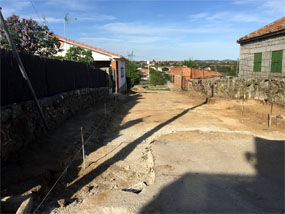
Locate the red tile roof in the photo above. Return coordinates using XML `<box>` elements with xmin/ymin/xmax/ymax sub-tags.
<box><xmin>237</xmin><ymin>17</ymin><xmax>285</xmax><ymax>43</ymax></box>
<box><xmin>54</xmin><ymin>34</ymin><xmax>123</xmax><ymax>58</ymax></box>
<box><xmin>138</xmin><ymin>68</ymin><xmax>148</xmax><ymax>73</ymax></box>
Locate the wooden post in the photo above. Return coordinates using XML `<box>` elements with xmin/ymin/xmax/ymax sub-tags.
<box><xmin>269</xmin><ymin>102</ymin><xmax>273</xmax><ymax>128</ymax></box>
<box><xmin>80</xmin><ymin>127</ymin><xmax>86</xmax><ymax>169</ymax></box>
<box><xmin>268</xmin><ymin>113</ymin><xmax>271</xmax><ymax>128</ymax></box>
<box><xmin>242</xmin><ymin>95</ymin><xmax>245</xmax><ymax>116</ymax></box>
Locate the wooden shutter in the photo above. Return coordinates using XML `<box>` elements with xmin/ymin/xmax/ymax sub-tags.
<box><xmin>253</xmin><ymin>53</ymin><xmax>262</xmax><ymax>72</ymax></box>
<box><xmin>271</xmin><ymin>50</ymin><xmax>283</xmax><ymax>73</ymax></box>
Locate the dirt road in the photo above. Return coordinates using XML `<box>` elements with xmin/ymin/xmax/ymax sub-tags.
<box><xmin>42</xmin><ymin>86</ymin><xmax>284</xmax><ymax>213</ymax></box>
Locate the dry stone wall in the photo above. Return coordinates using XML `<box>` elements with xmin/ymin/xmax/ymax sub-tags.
<box><xmin>1</xmin><ymin>87</ymin><xmax>109</xmax><ymax>163</ymax></box>
<box><xmin>188</xmin><ymin>77</ymin><xmax>285</xmax><ymax>105</ymax></box>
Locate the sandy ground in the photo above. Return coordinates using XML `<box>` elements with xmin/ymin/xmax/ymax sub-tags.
<box><xmin>3</xmin><ymin>85</ymin><xmax>284</xmax><ymax>213</ymax></box>
<box><xmin>37</xmin><ymin>85</ymin><xmax>285</xmax><ymax>214</ymax></box>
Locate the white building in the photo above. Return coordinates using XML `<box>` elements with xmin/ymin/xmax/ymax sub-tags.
<box><xmin>54</xmin><ymin>34</ymin><xmax>127</xmax><ymax>93</ymax></box>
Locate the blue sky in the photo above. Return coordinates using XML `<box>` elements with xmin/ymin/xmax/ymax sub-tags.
<box><xmin>1</xmin><ymin>0</ymin><xmax>284</xmax><ymax>61</ymax></box>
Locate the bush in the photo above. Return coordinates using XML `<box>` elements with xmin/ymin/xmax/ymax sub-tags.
<box><xmin>150</xmin><ymin>71</ymin><xmax>167</xmax><ymax>86</ymax></box>
<box><xmin>163</xmin><ymin>73</ymin><xmax>170</xmax><ymax>81</ymax></box>
<box><xmin>126</xmin><ymin>61</ymin><xmax>142</xmax><ymax>89</ymax></box>
<box><xmin>64</xmin><ymin>46</ymin><xmax>94</xmax><ymax>65</ymax></box>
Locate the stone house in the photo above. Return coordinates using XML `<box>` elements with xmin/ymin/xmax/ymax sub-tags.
<box><xmin>54</xmin><ymin>34</ymin><xmax>127</xmax><ymax>93</ymax></box>
<box><xmin>237</xmin><ymin>17</ymin><xmax>285</xmax><ymax>78</ymax></box>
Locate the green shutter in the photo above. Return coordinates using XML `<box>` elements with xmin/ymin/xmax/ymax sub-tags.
<box><xmin>253</xmin><ymin>53</ymin><xmax>262</xmax><ymax>72</ymax></box>
<box><xmin>271</xmin><ymin>50</ymin><xmax>283</xmax><ymax>73</ymax></box>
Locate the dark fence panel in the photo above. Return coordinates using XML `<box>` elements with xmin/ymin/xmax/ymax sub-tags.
<box><xmin>46</xmin><ymin>58</ymin><xmax>74</xmax><ymax>95</ymax></box>
<box><xmin>1</xmin><ymin>50</ymin><xmax>26</xmax><ymax>105</ymax></box>
<box><xmin>22</xmin><ymin>53</ymin><xmax>48</xmax><ymax>99</ymax></box>
<box><xmin>73</xmin><ymin>62</ymin><xmax>88</xmax><ymax>89</ymax></box>
<box><xmin>1</xmin><ymin>49</ymin><xmax>108</xmax><ymax>106</ymax></box>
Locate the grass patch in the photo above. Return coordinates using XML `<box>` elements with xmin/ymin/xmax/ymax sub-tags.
<box><xmin>147</xmin><ymin>87</ymin><xmax>170</xmax><ymax>91</ymax></box>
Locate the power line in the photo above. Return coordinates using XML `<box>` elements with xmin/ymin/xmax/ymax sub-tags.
<box><xmin>29</xmin><ymin>0</ymin><xmax>43</xmax><ymax>25</ymax></box>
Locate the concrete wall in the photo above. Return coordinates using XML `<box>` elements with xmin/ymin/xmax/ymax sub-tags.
<box><xmin>188</xmin><ymin>77</ymin><xmax>285</xmax><ymax>105</ymax></box>
<box><xmin>239</xmin><ymin>35</ymin><xmax>285</xmax><ymax>78</ymax></box>
<box><xmin>1</xmin><ymin>87</ymin><xmax>110</xmax><ymax>163</ymax></box>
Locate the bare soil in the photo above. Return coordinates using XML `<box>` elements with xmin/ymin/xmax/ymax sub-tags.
<box><xmin>2</xmin><ymin>85</ymin><xmax>284</xmax><ymax>213</ymax></box>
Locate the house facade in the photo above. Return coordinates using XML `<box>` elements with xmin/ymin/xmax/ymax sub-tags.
<box><xmin>237</xmin><ymin>17</ymin><xmax>285</xmax><ymax>78</ymax></box>
<box><xmin>169</xmin><ymin>67</ymin><xmax>220</xmax><ymax>90</ymax></box>
<box><xmin>137</xmin><ymin>68</ymin><xmax>149</xmax><ymax>80</ymax></box>
<box><xmin>54</xmin><ymin>35</ymin><xmax>127</xmax><ymax>93</ymax></box>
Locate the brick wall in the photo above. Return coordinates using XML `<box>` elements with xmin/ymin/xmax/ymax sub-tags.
<box><xmin>170</xmin><ymin>67</ymin><xmax>220</xmax><ymax>90</ymax></box>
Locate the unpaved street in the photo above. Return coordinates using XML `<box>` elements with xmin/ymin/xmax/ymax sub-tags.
<box><xmin>45</xmin><ymin>86</ymin><xmax>284</xmax><ymax>213</ymax></box>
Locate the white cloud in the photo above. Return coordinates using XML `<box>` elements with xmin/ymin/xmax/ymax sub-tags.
<box><xmin>44</xmin><ymin>17</ymin><xmax>63</xmax><ymax>23</ymax></box>
<box><xmin>189</xmin><ymin>12</ymin><xmax>209</xmax><ymax>20</ymax></box>
<box><xmin>77</xmin><ymin>15</ymin><xmax>116</xmax><ymax>22</ymax></box>
<box><xmin>97</xmin><ymin>22</ymin><xmax>234</xmax><ymax>36</ymax></box>
<box><xmin>44</xmin><ymin>0</ymin><xmax>91</xmax><ymax>11</ymax></box>
<box><xmin>80</xmin><ymin>37</ymin><xmax>122</xmax><ymax>43</ymax></box>
<box><xmin>232</xmin><ymin>0</ymin><xmax>259</xmax><ymax>5</ymax></box>
<box><xmin>1</xmin><ymin>0</ymin><xmax>30</xmax><ymax>17</ymax></box>
<box><xmin>233</xmin><ymin>0</ymin><xmax>285</xmax><ymax>17</ymax></box>
<box><xmin>262</xmin><ymin>0</ymin><xmax>285</xmax><ymax>15</ymax></box>
<box><xmin>80</xmin><ymin>35</ymin><xmax>168</xmax><ymax>45</ymax></box>
<box><xmin>189</xmin><ymin>11</ymin><xmax>271</xmax><ymax>23</ymax></box>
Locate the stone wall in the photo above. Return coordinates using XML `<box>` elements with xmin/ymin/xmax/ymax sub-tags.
<box><xmin>188</xmin><ymin>77</ymin><xmax>285</xmax><ymax>105</ymax></box>
<box><xmin>1</xmin><ymin>87</ymin><xmax>110</xmax><ymax>163</ymax></box>
<box><xmin>239</xmin><ymin>35</ymin><xmax>285</xmax><ymax>78</ymax></box>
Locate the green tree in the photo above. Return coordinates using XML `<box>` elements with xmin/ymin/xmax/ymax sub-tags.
<box><xmin>163</xmin><ymin>73</ymin><xmax>170</xmax><ymax>81</ymax></box>
<box><xmin>149</xmin><ymin>68</ymin><xmax>156</xmax><ymax>74</ymax></box>
<box><xmin>125</xmin><ymin>61</ymin><xmax>142</xmax><ymax>89</ymax></box>
<box><xmin>64</xmin><ymin>46</ymin><xmax>94</xmax><ymax>64</ymax></box>
<box><xmin>150</xmin><ymin>70</ymin><xmax>167</xmax><ymax>86</ymax></box>
<box><xmin>0</xmin><ymin>15</ymin><xmax>61</xmax><ymax>57</ymax></box>
<box><xmin>182</xmin><ymin>60</ymin><xmax>199</xmax><ymax>68</ymax></box>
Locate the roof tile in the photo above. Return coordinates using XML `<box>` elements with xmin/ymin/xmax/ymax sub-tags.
<box><xmin>237</xmin><ymin>17</ymin><xmax>285</xmax><ymax>43</ymax></box>
<box><xmin>54</xmin><ymin>34</ymin><xmax>123</xmax><ymax>58</ymax></box>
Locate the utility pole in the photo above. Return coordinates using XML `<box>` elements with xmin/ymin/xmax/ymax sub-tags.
<box><xmin>43</xmin><ymin>15</ymin><xmax>46</xmax><ymax>26</ymax></box>
<box><xmin>236</xmin><ymin>58</ymin><xmax>239</xmax><ymax>77</ymax></box>
<box><xmin>147</xmin><ymin>61</ymin><xmax>150</xmax><ymax>80</ymax></box>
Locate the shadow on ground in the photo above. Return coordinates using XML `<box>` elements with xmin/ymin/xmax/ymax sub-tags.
<box><xmin>1</xmin><ymin>92</ymin><xmax>142</xmax><ymax>213</ymax></box>
<box><xmin>140</xmin><ymin>137</ymin><xmax>285</xmax><ymax>213</ymax></box>
<box><xmin>36</xmin><ymin>97</ymin><xmax>208</xmax><ymax>212</ymax></box>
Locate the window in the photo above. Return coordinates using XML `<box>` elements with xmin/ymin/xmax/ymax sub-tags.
<box><xmin>271</xmin><ymin>50</ymin><xmax>283</xmax><ymax>73</ymax></box>
<box><xmin>253</xmin><ymin>53</ymin><xmax>262</xmax><ymax>72</ymax></box>
<box><xmin>121</xmin><ymin>67</ymin><xmax>124</xmax><ymax>77</ymax></box>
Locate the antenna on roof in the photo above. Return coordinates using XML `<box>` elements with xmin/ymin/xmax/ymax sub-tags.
<box><xmin>63</xmin><ymin>13</ymin><xmax>77</xmax><ymax>51</ymax></box>
<box><xmin>127</xmin><ymin>50</ymin><xmax>135</xmax><ymax>61</ymax></box>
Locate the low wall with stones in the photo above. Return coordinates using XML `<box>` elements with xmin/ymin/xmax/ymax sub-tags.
<box><xmin>1</xmin><ymin>87</ymin><xmax>110</xmax><ymax>163</ymax></box>
<box><xmin>188</xmin><ymin>77</ymin><xmax>285</xmax><ymax>105</ymax></box>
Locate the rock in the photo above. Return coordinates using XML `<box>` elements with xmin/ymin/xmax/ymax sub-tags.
<box><xmin>16</xmin><ymin>194</ymin><xmax>34</xmax><ymax>214</ymax></box>
<box><xmin>1</xmin><ymin>194</ymin><xmax>31</xmax><ymax>213</ymax></box>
